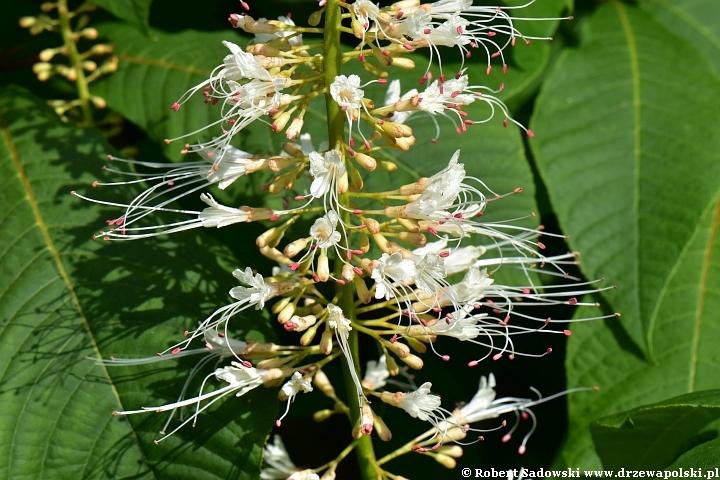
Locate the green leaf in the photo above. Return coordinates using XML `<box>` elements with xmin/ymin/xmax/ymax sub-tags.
<box><xmin>668</xmin><ymin>438</ymin><xmax>720</xmax><ymax>469</ymax></box>
<box><xmin>638</xmin><ymin>0</ymin><xmax>720</xmax><ymax>74</ymax></box>
<box><xmin>0</xmin><ymin>85</ymin><xmax>277</xmax><ymax>479</ymax></box>
<box><xmin>92</xmin><ymin>0</ymin><xmax>154</xmax><ymax>36</ymax></box>
<box><xmin>529</xmin><ymin>2</ymin><xmax>720</xmax><ymax>352</ymax></box>
<box><xmin>590</xmin><ymin>390</ymin><xmax>720</xmax><ymax>469</ymax></box>
<box><xmin>557</xmin><ymin>193</ymin><xmax>720</xmax><ymax>469</ymax></box>
<box><xmin>91</xmin><ymin>24</ymin><xmax>240</xmax><ymax>160</ymax></box>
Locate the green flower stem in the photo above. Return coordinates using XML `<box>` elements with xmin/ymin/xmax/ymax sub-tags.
<box><xmin>324</xmin><ymin>1</ymin><xmax>379</xmax><ymax>478</ymax></box>
<box><xmin>57</xmin><ymin>0</ymin><xmax>93</xmax><ymax>127</ymax></box>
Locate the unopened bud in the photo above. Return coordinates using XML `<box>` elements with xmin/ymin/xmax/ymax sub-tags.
<box><xmin>397</xmin><ymin>232</ymin><xmax>426</xmax><ymax>246</ymax></box>
<box><xmin>321</xmin><ymin>470</ymin><xmax>336</xmax><ymax>480</ymax></box>
<box><xmin>317</xmin><ymin>251</ymin><xmax>329</xmax><ymax>282</ymax></box>
<box><xmin>308</xmin><ymin>9</ymin><xmax>324</xmax><ymax>26</ymax></box>
<box><xmin>390</xmin><ymin>57</ymin><xmax>416</xmax><ymax>70</ymax></box>
<box><xmin>381</xmin><ymin>121</ymin><xmax>412</xmax><ymax>138</ymax></box>
<box><xmin>354</xmin><ymin>276</ymin><xmax>371</xmax><ymax>304</ymax></box>
<box><xmin>19</xmin><ymin>16</ymin><xmax>36</xmax><ymax>28</ymax></box>
<box><xmin>380</xmin><ymin>391</ymin><xmax>402</xmax><ymax>407</ymax></box>
<box><xmin>360</xmin><ymin>401</ymin><xmax>374</xmax><ymax>435</ymax></box>
<box><xmin>404</xmin><ymin>336</ymin><xmax>427</xmax><ymax>353</ymax></box>
<box><xmin>248</xmin><ymin>43</ymin><xmax>281</xmax><ymax>57</ymax></box>
<box><xmin>351</xmin><ymin>17</ymin><xmax>365</xmax><ymax>38</ymax></box>
<box><xmin>359</xmin><ymin>234</ymin><xmax>370</xmax><ymax>253</ymax></box>
<box><xmin>286</xmin><ymin>314</ymin><xmax>316</xmax><ymax>332</ymax></box>
<box><xmin>379</xmin><ymin>160</ymin><xmax>397</xmax><ymax>172</ymax></box>
<box><xmin>349</xmin><ymin>166</ymin><xmax>363</xmax><ymax>191</ymax></box>
<box><xmin>278</xmin><ymin>303</ymin><xmax>296</xmax><ymax>324</ymax></box>
<box><xmin>39</xmin><ymin>48</ymin><xmax>56</xmax><ymax>62</ymax></box>
<box><xmin>438</xmin><ymin>445</ymin><xmax>464</xmax><ymax>458</ymax></box>
<box><xmin>257</xmin><ymin>357</ymin><xmax>285</xmax><ymax>369</ymax></box>
<box><xmin>81</xmin><ymin>28</ymin><xmax>98</xmax><ymax>40</ymax></box>
<box><xmin>360</xmin><ymin>60</ymin><xmax>388</xmax><ymax>78</ymax></box>
<box><xmin>337</xmin><ymin>171</ymin><xmax>349</xmax><ymax>194</ymax></box>
<box><xmin>300</xmin><ymin>323</ymin><xmax>319</xmax><ymax>345</ymax></box>
<box><xmin>320</xmin><ymin>330</ymin><xmax>333</xmax><ymax>355</ymax></box>
<box><xmin>399</xmin><ymin>353</ymin><xmax>423</xmax><ymax>369</ymax></box>
<box><xmin>372</xmin><ymin>47</ymin><xmax>393</xmax><ymax>67</ymax></box>
<box><xmin>393</xmin><ymin>0</ymin><xmax>421</xmax><ymax>10</ymax></box>
<box><xmin>282</xmin><ymin>142</ymin><xmax>305</xmax><ymax>157</ymax></box>
<box><xmin>271</xmin><ymin>112</ymin><xmax>291</xmax><ymax>132</ymax></box>
<box><xmin>286</xmin><ymin>117</ymin><xmax>304</xmax><ymax>141</ymax></box>
<box><xmin>373</xmin><ymin>413</ymin><xmax>392</xmax><ymax>441</ymax></box>
<box><xmin>313</xmin><ymin>369</ymin><xmax>335</xmax><ymax>396</ymax></box>
<box><xmin>394</xmin><ymin>135</ymin><xmax>416</xmax><ymax>151</ymax></box>
<box><xmin>365</xmin><ymin>218</ymin><xmax>381</xmax><ymax>234</ymax></box>
<box><xmin>342</xmin><ymin>264</ymin><xmax>355</xmax><ymax>282</ymax></box>
<box><xmin>82</xmin><ymin>60</ymin><xmax>97</xmax><ymax>72</ymax></box>
<box><xmin>284</xmin><ymin>237</ymin><xmax>309</xmax><ymax>257</ymax></box>
<box><xmin>433</xmin><ymin>453</ymin><xmax>456</xmax><ymax>469</ymax></box>
<box><xmin>256</xmin><ymin>227</ymin><xmax>283</xmax><ymax>248</ymax></box>
<box><xmin>354</xmin><ymin>152</ymin><xmax>377</xmax><ymax>171</ymax></box>
<box><xmin>272</xmin><ymin>296</ymin><xmax>291</xmax><ymax>314</ymax></box>
<box><xmin>259</xmin><ymin>245</ymin><xmax>291</xmax><ymax>264</ymax></box>
<box><xmin>386</xmin><ymin>341</ymin><xmax>410</xmax><ymax>358</ymax></box>
<box><xmin>385</xmin><ymin>354</ymin><xmax>400</xmax><ymax>376</ymax></box>
<box><xmin>91</xmin><ymin>96</ymin><xmax>107</xmax><ymax>109</ymax></box>
<box><xmin>314</xmin><ymin>409</ymin><xmax>334</xmax><ymax>422</ymax></box>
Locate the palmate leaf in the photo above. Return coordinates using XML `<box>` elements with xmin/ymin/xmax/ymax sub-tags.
<box><xmin>92</xmin><ymin>0</ymin><xmax>154</xmax><ymax>36</ymax></box>
<box><xmin>668</xmin><ymin>438</ymin><xmax>720</xmax><ymax>469</ymax></box>
<box><xmin>0</xmin><ymin>85</ymin><xmax>277</xmax><ymax>480</ymax></box>
<box><xmin>556</xmin><ymin>194</ymin><xmax>720</xmax><ymax>468</ymax></box>
<box><xmin>529</xmin><ymin>2</ymin><xmax>720</xmax><ymax>353</ymax></box>
<box><xmin>590</xmin><ymin>390</ymin><xmax>720</xmax><ymax>469</ymax></box>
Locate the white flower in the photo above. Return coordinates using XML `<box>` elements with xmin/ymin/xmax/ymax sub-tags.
<box><xmin>426</xmin><ymin>0</ymin><xmax>473</xmax><ymax>15</ymax></box>
<box><xmin>353</xmin><ymin>0</ymin><xmax>379</xmax><ymax>27</ymax></box>
<box><xmin>427</xmin><ymin>309</ymin><xmax>486</xmax><ymax>341</ymax></box>
<box><xmin>395</xmin><ymin>10</ymin><xmax>433</xmax><ymax>41</ymax></box>
<box><xmin>371</xmin><ymin>252</ymin><xmax>417</xmax><ymax>300</ymax></box>
<box><xmin>328</xmin><ymin>304</ymin><xmax>366</xmax><ymax>404</ymax></box>
<box><xmin>362</xmin><ymin>355</ymin><xmax>390</xmax><ymax>391</ymax></box>
<box><xmin>261</xmin><ymin>436</ymin><xmax>298</xmax><ymax>480</ymax></box>
<box><xmin>114</xmin><ymin>362</ymin><xmax>276</xmax><ymax>442</ymax></box>
<box><xmin>457</xmin><ymin>373</ymin><xmax>497</xmax><ymax>423</ymax></box>
<box><xmin>451</xmin><ymin>267</ymin><xmax>494</xmax><ymax>304</ymax></box>
<box><xmin>230</xmin><ymin>267</ymin><xmax>277</xmax><ymax>310</ymax></box>
<box><xmin>310</xmin><ymin>210</ymin><xmax>341</xmax><ymax>249</ymax></box>
<box><xmin>330</xmin><ymin>74</ymin><xmax>364</xmax><ymax>111</ymax></box>
<box><xmin>397</xmin><ymin>382</ymin><xmax>443</xmax><ymax>422</ymax></box>
<box><xmin>277</xmin><ymin>372</ymin><xmax>313</xmax><ymax>425</ymax></box>
<box><xmin>309</xmin><ymin>149</ymin><xmax>345</xmax><ymax>199</ymax></box>
<box><xmin>405</xmin><ymin>151</ymin><xmax>468</xmax><ymax>220</ymax></box>
<box><xmin>222</xmin><ymin>40</ymin><xmax>274</xmax><ymax>82</ymax></box>
<box><xmin>443</xmin><ymin>245</ymin><xmax>486</xmax><ymax>275</ymax></box>
<box><xmin>255</xmin><ymin>16</ymin><xmax>303</xmax><ymax>46</ymax></box>
<box><xmin>414</xmin><ymin>253</ymin><xmax>448</xmax><ymax>296</ymax></box>
<box><xmin>198</xmin><ymin>193</ymin><xmax>250</xmax><ymax>228</ymax></box>
<box><xmin>426</xmin><ymin>14</ymin><xmax>471</xmax><ymax>47</ymax></box>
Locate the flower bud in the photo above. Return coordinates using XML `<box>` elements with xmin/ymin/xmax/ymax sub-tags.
<box><xmin>354</xmin><ymin>276</ymin><xmax>371</xmax><ymax>304</ymax></box>
<box><xmin>81</xmin><ymin>28</ymin><xmax>98</xmax><ymax>40</ymax></box>
<box><xmin>342</xmin><ymin>264</ymin><xmax>355</xmax><ymax>282</ymax></box>
<box><xmin>268</xmin><ymin>155</ymin><xmax>296</xmax><ymax>172</ymax></box>
<box><xmin>286</xmin><ymin>314</ymin><xmax>316</xmax><ymax>332</ymax></box>
<box><xmin>313</xmin><ymin>369</ymin><xmax>335</xmax><ymax>396</ymax></box>
<box><xmin>365</xmin><ymin>218</ymin><xmax>381</xmax><ymax>234</ymax></box>
<box><xmin>256</xmin><ymin>227</ymin><xmax>283</xmax><ymax>248</ymax></box>
<box><xmin>386</xmin><ymin>341</ymin><xmax>410</xmax><ymax>358</ymax></box>
<box><xmin>360</xmin><ymin>60</ymin><xmax>388</xmax><ymax>79</ymax></box>
<box><xmin>271</xmin><ymin>111</ymin><xmax>292</xmax><ymax>133</ymax></box>
<box><xmin>397</xmin><ymin>232</ymin><xmax>426</xmax><ymax>246</ymax></box>
<box><xmin>360</xmin><ymin>401</ymin><xmax>374</xmax><ymax>435</ymax></box>
<box><xmin>438</xmin><ymin>445</ymin><xmax>464</xmax><ymax>458</ymax></box>
<box><xmin>281</xmin><ymin>142</ymin><xmax>305</xmax><ymax>157</ymax></box>
<box><xmin>394</xmin><ymin>135</ymin><xmax>416</xmax><ymax>151</ymax></box>
<box><xmin>39</xmin><ymin>48</ymin><xmax>56</xmax><ymax>62</ymax></box>
<box><xmin>286</xmin><ymin>117</ymin><xmax>304</xmax><ymax>141</ymax></box>
<box><xmin>19</xmin><ymin>16</ymin><xmax>36</xmax><ymax>28</ymax></box>
<box><xmin>320</xmin><ymin>330</ymin><xmax>333</xmax><ymax>355</ymax></box>
<box><xmin>385</xmin><ymin>355</ymin><xmax>400</xmax><ymax>376</ymax></box>
<box><xmin>373</xmin><ymin>413</ymin><xmax>392</xmax><ymax>441</ymax></box>
<box><xmin>349</xmin><ymin>166</ymin><xmax>363</xmax><ymax>191</ymax></box>
<box><xmin>379</xmin><ymin>160</ymin><xmax>397</xmax><ymax>172</ymax></box>
<box><xmin>359</xmin><ymin>234</ymin><xmax>370</xmax><ymax>253</ymax></box>
<box><xmin>337</xmin><ymin>171</ymin><xmax>349</xmax><ymax>194</ymax></box>
<box><xmin>272</xmin><ymin>296</ymin><xmax>291</xmax><ymax>314</ymax></box>
<box><xmin>433</xmin><ymin>453</ymin><xmax>456</xmax><ymax>469</ymax></box>
<box><xmin>257</xmin><ymin>357</ymin><xmax>285</xmax><ymax>369</ymax></box>
<box><xmin>404</xmin><ymin>336</ymin><xmax>427</xmax><ymax>354</ymax></box>
<box><xmin>380</xmin><ymin>121</ymin><xmax>412</xmax><ymax>139</ymax></box>
<box><xmin>393</xmin><ymin>0</ymin><xmax>420</xmax><ymax>10</ymax></box>
<box><xmin>260</xmin><ymin>245</ymin><xmax>291</xmax><ymax>264</ymax></box>
<box><xmin>300</xmin><ymin>323</ymin><xmax>319</xmax><ymax>345</ymax></box>
<box><xmin>314</xmin><ymin>409</ymin><xmax>335</xmax><ymax>422</ymax></box>
<box><xmin>397</xmin><ymin>218</ymin><xmax>420</xmax><ymax>232</ymax></box>
<box><xmin>321</xmin><ymin>470</ymin><xmax>336</xmax><ymax>480</ymax></box>
<box><xmin>308</xmin><ymin>9</ymin><xmax>324</xmax><ymax>26</ymax></box>
<box><xmin>248</xmin><ymin>43</ymin><xmax>281</xmax><ymax>57</ymax></box>
<box><xmin>372</xmin><ymin>46</ymin><xmax>393</xmax><ymax>67</ymax></box>
<box><xmin>317</xmin><ymin>251</ymin><xmax>329</xmax><ymax>282</ymax></box>
<box><xmin>284</xmin><ymin>237</ymin><xmax>309</xmax><ymax>257</ymax></box>
<box><xmin>278</xmin><ymin>303</ymin><xmax>296</xmax><ymax>324</ymax></box>
<box><xmin>400</xmin><ymin>353</ymin><xmax>424</xmax><ymax>370</ymax></box>
<box><xmin>354</xmin><ymin>152</ymin><xmax>377</xmax><ymax>171</ymax></box>
<box><xmin>390</xmin><ymin>57</ymin><xmax>416</xmax><ymax>70</ymax></box>
<box><xmin>380</xmin><ymin>391</ymin><xmax>402</xmax><ymax>407</ymax></box>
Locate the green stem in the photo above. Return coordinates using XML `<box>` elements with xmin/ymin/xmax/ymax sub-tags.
<box><xmin>323</xmin><ymin>2</ymin><xmax>379</xmax><ymax>478</ymax></box>
<box><xmin>57</xmin><ymin>0</ymin><xmax>93</xmax><ymax>126</ymax></box>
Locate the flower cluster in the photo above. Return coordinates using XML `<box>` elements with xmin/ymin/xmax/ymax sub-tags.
<box><xmin>77</xmin><ymin>0</ymin><xmax>606</xmax><ymax>478</ymax></box>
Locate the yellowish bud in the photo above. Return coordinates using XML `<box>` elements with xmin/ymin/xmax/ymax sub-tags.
<box><xmin>271</xmin><ymin>111</ymin><xmax>292</xmax><ymax>133</ymax></box>
<box><xmin>256</xmin><ymin>227</ymin><xmax>283</xmax><ymax>248</ymax></box>
<box><xmin>278</xmin><ymin>303</ymin><xmax>296</xmax><ymax>324</ymax></box>
<box><xmin>272</xmin><ymin>296</ymin><xmax>291</xmax><ymax>314</ymax></box>
<box><xmin>400</xmin><ymin>353</ymin><xmax>424</xmax><ymax>369</ymax></box>
<box><xmin>286</xmin><ymin>117</ymin><xmax>304</xmax><ymax>141</ymax></box>
<box><xmin>390</xmin><ymin>57</ymin><xmax>416</xmax><ymax>70</ymax></box>
<box><xmin>404</xmin><ymin>336</ymin><xmax>427</xmax><ymax>354</ymax></box>
<box><xmin>433</xmin><ymin>453</ymin><xmax>456</xmax><ymax>469</ymax></box>
<box><xmin>284</xmin><ymin>237</ymin><xmax>309</xmax><ymax>258</ymax></box>
<box><xmin>349</xmin><ymin>166</ymin><xmax>363</xmax><ymax>191</ymax></box>
<box><xmin>365</xmin><ymin>218</ymin><xmax>381</xmax><ymax>234</ymax></box>
<box><xmin>342</xmin><ymin>264</ymin><xmax>356</xmax><ymax>283</ymax></box>
<box><xmin>259</xmin><ymin>245</ymin><xmax>291</xmax><ymax>264</ymax></box>
<box><xmin>300</xmin><ymin>323</ymin><xmax>319</xmax><ymax>345</ymax></box>
<box><xmin>19</xmin><ymin>16</ymin><xmax>36</xmax><ymax>28</ymax></box>
<box><xmin>281</xmin><ymin>142</ymin><xmax>305</xmax><ymax>157</ymax></box>
<box><xmin>438</xmin><ymin>445</ymin><xmax>464</xmax><ymax>458</ymax></box>
<box><xmin>337</xmin><ymin>171</ymin><xmax>349</xmax><ymax>194</ymax></box>
<box><xmin>360</xmin><ymin>60</ymin><xmax>388</xmax><ymax>78</ymax></box>
<box><xmin>379</xmin><ymin>160</ymin><xmax>397</xmax><ymax>172</ymax></box>
<box><xmin>354</xmin><ymin>276</ymin><xmax>371</xmax><ymax>304</ymax></box>
<box><xmin>354</xmin><ymin>152</ymin><xmax>377</xmax><ymax>171</ymax></box>
<box><xmin>373</xmin><ymin>414</ymin><xmax>392</xmax><ymax>441</ymax></box>
<box><xmin>317</xmin><ymin>251</ymin><xmax>329</xmax><ymax>282</ymax></box>
<box><xmin>308</xmin><ymin>9</ymin><xmax>324</xmax><ymax>26</ymax></box>
<box><xmin>320</xmin><ymin>330</ymin><xmax>333</xmax><ymax>355</ymax></box>
<box><xmin>386</xmin><ymin>341</ymin><xmax>410</xmax><ymax>358</ymax></box>
<box><xmin>313</xmin><ymin>369</ymin><xmax>335</xmax><ymax>396</ymax></box>
<box><xmin>257</xmin><ymin>357</ymin><xmax>285</xmax><ymax>369</ymax></box>
<box><xmin>386</xmin><ymin>354</ymin><xmax>400</xmax><ymax>376</ymax></box>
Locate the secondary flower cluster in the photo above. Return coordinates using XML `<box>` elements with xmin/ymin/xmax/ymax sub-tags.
<box><xmin>77</xmin><ymin>0</ymin><xmax>602</xmax><ymax>478</ymax></box>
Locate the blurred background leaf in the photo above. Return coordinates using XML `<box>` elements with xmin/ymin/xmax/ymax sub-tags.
<box><xmin>0</xmin><ymin>85</ymin><xmax>277</xmax><ymax>480</ymax></box>
<box><xmin>530</xmin><ymin>2</ymin><xmax>720</xmax><ymax>354</ymax></box>
<box><xmin>92</xmin><ymin>0</ymin><xmax>154</xmax><ymax>36</ymax></box>
<box><xmin>590</xmin><ymin>390</ymin><xmax>720</xmax><ymax>469</ymax></box>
